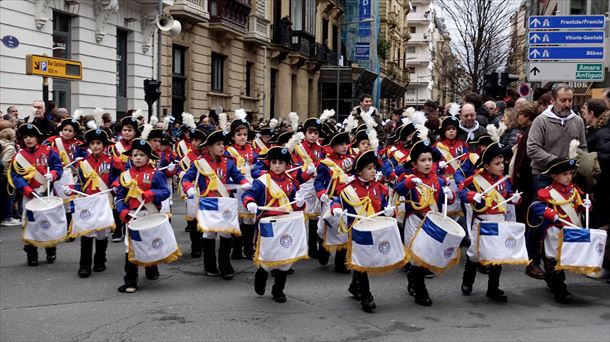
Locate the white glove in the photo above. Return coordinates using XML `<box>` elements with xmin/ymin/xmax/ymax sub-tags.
<box><xmin>442</xmin><ymin>186</ymin><xmax>454</xmax><ymax>200</ymax></box>
<box><xmin>247</xmin><ymin>202</ymin><xmax>258</xmax><ymax>214</ymax></box>
<box><xmin>553</xmin><ymin>214</ymin><xmax>559</xmax><ymax>223</ymax></box>
<box><xmin>473</xmin><ymin>193</ymin><xmax>484</xmax><ymax>204</ymax></box>
<box><xmin>112</xmin><ymin>186</ymin><xmax>119</xmax><ymax>194</ymax></box>
<box><xmin>583</xmin><ymin>198</ymin><xmax>592</xmax><ymax>209</ymax></box>
<box><xmin>86</xmin><ymin>120</ymin><xmax>97</xmax><ymax>130</ymax></box>
<box><xmin>242</xmin><ymin>182</ymin><xmax>252</xmax><ymax>190</ymax></box>
<box><xmin>410</xmin><ymin>177</ymin><xmax>422</xmax><ymax>186</ymax></box>
<box><xmin>44</xmin><ymin>172</ymin><xmax>54</xmax><ymax>182</ymax></box>
<box><xmin>167</xmin><ymin>163</ymin><xmax>176</xmax><ymax>172</ymax></box>
<box><xmin>296</xmin><ymin>197</ymin><xmax>305</xmax><ymax>208</ymax></box>
<box><xmin>511</xmin><ymin>191</ymin><xmax>522</xmax><ymax>204</ymax></box>
<box><xmin>186</xmin><ymin>187</ymin><xmax>196</xmax><ymax>198</ymax></box>
<box><xmin>62</xmin><ymin>185</ymin><xmax>72</xmax><ymax>196</ymax></box>
<box><xmin>375</xmin><ymin>171</ymin><xmax>383</xmax><ymax>182</ymax></box>
<box><xmin>438</xmin><ymin>161</ymin><xmax>448</xmax><ymax>169</ymax></box>
<box><xmin>178</xmin><ymin>171</ymin><xmax>186</xmax><ymax>179</ymax></box>
<box><xmin>320</xmin><ymin>193</ymin><xmax>329</xmax><ymax>203</ymax></box>
<box><xmin>332</xmin><ymin>207</ymin><xmax>344</xmax><ymax>217</ymax></box>
<box><xmin>306</xmin><ymin>163</ymin><xmax>316</xmax><ymax>175</ymax></box>
<box><xmin>345</xmin><ymin>175</ymin><xmax>355</xmax><ymax>184</ymax></box>
<box><xmin>383</xmin><ymin>205</ymin><xmax>394</xmax><ymax>217</ymax></box>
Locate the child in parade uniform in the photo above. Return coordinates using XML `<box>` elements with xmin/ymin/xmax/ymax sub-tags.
<box><xmin>181</xmin><ymin>129</ymin><xmax>250</xmax><ymax>279</ymax></box>
<box><xmin>314</xmin><ymin>130</ymin><xmax>354</xmax><ymax>273</ymax></box>
<box><xmin>66</xmin><ymin>129</ymin><xmax>122</xmax><ymax>278</ymax></box>
<box><xmin>225</xmin><ymin>110</ymin><xmax>259</xmax><ymax>260</ymax></box>
<box><xmin>252</xmin><ymin>119</ymin><xmax>277</xmax><ymax>155</ymax></box>
<box><xmin>115</xmin><ymin>139</ymin><xmax>170</xmax><ymax>293</ymax></box>
<box><xmin>44</xmin><ymin>118</ymin><xmax>86</xmax><ymax>167</ymax></box>
<box><xmin>175</xmin><ymin>113</ymin><xmax>196</xmax><ymax>160</ymax></box>
<box><xmin>242</xmin><ymin>146</ymin><xmax>306</xmax><ymax>303</ymax></box>
<box><xmin>394</xmin><ymin>135</ymin><xmax>455</xmax><ymax>306</ymax></box>
<box><xmin>433</xmin><ymin>115</ymin><xmax>468</xmax><ymax>177</ymax></box>
<box><xmin>459</xmin><ymin>142</ymin><xmax>521</xmax><ymax>302</ymax></box>
<box><xmin>454</xmin><ymin>135</ymin><xmax>493</xmax><ymax>186</ymax></box>
<box><xmin>9</xmin><ymin>124</ymin><xmax>63</xmax><ymax>266</ymax></box>
<box><xmin>330</xmin><ymin>150</ymin><xmax>394</xmax><ymax>312</ymax></box>
<box><xmin>144</xmin><ymin>123</ymin><xmax>177</xmax><ymax>214</ymax></box>
<box><xmin>527</xmin><ymin>158</ymin><xmax>591</xmax><ymax>304</ymax></box>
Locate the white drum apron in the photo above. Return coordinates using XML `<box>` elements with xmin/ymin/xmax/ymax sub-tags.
<box><xmin>317</xmin><ymin>200</ymin><xmax>348</xmax><ymax>251</ymax></box>
<box><xmin>196</xmin><ymin>197</ymin><xmax>241</xmax><ymax>236</ymax></box>
<box><xmin>23</xmin><ymin>196</ymin><xmax>68</xmax><ymax>247</ymax></box>
<box><xmin>476</xmin><ymin>221</ymin><xmax>529</xmax><ymax>266</ymax></box>
<box><xmin>556</xmin><ymin>227</ymin><xmax>607</xmax><ymax>274</ymax></box>
<box><xmin>69</xmin><ymin>193</ymin><xmax>116</xmax><ymax>238</ymax></box>
<box><xmin>348</xmin><ymin>216</ymin><xmax>407</xmax><ymax>273</ymax></box>
<box><xmin>127</xmin><ymin>213</ymin><xmax>182</xmax><ymax>266</ymax></box>
<box><xmin>255</xmin><ymin>211</ymin><xmax>308</xmax><ymax>268</ymax></box>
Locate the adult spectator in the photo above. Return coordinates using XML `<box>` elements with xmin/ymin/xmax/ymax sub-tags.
<box><xmin>0</xmin><ymin>127</ymin><xmax>19</xmax><ymax>226</ymax></box>
<box><xmin>22</xmin><ymin>100</ymin><xmax>57</xmax><ymax>139</ymax></box>
<box><xmin>465</xmin><ymin>93</ymin><xmax>489</xmax><ymax>127</ymax></box>
<box><xmin>500</xmin><ymin>108</ymin><xmax>523</xmax><ymax>147</ymax></box>
<box><xmin>55</xmin><ymin>108</ymin><xmax>69</xmax><ymax>123</ymax></box>
<box><xmin>46</xmin><ymin>100</ymin><xmax>56</xmax><ymax>122</ymax></box>
<box><xmin>583</xmin><ymin>99</ymin><xmax>609</xmax><ymax>228</ymax></box>
<box><xmin>527</xmin><ymin>85</ymin><xmax>587</xmax><ymax>193</ymax></box>
<box><xmin>350</xmin><ymin>94</ymin><xmax>383</xmax><ymax>137</ymax></box>
<box><xmin>536</xmin><ymin>93</ymin><xmax>552</xmax><ymax>114</ymax></box>
<box><xmin>384</xmin><ymin>108</ymin><xmax>402</xmax><ymax>145</ymax></box>
<box><xmin>457</xmin><ymin>102</ymin><xmax>488</xmax><ymax>142</ymax></box>
<box><xmin>514</xmin><ymin>97</ymin><xmax>528</xmax><ymax>113</ymax></box>
<box><xmin>485</xmin><ymin>101</ymin><xmax>498</xmax><ymax>125</ymax></box>
<box><xmin>6</xmin><ymin>106</ymin><xmax>19</xmax><ymax>119</ymax></box>
<box><xmin>490</xmin><ymin>101</ymin><xmax>506</xmax><ymax>127</ymax></box>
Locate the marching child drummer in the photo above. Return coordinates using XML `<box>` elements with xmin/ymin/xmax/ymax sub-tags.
<box><xmin>65</xmin><ymin>129</ymin><xmax>122</xmax><ymax>278</ymax></box>
<box><xmin>242</xmin><ymin>146</ymin><xmax>306</xmax><ymax>303</ymax></box>
<box><xmin>115</xmin><ymin>139</ymin><xmax>170</xmax><ymax>293</ymax></box>
<box><xmin>9</xmin><ymin>124</ymin><xmax>63</xmax><ymax>266</ymax></box>
<box><xmin>143</xmin><ymin>122</ymin><xmax>177</xmax><ymax>215</ymax></box>
<box><xmin>181</xmin><ymin>129</ymin><xmax>250</xmax><ymax>279</ymax></box>
<box><xmin>330</xmin><ymin>150</ymin><xmax>394</xmax><ymax>312</ymax></box>
<box><xmin>394</xmin><ymin>131</ymin><xmax>455</xmax><ymax>306</ymax></box>
<box><xmin>458</xmin><ymin>142</ymin><xmax>521</xmax><ymax>302</ymax></box>
<box><xmin>528</xmin><ymin>158</ymin><xmax>591</xmax><ymax>304</ymax></box>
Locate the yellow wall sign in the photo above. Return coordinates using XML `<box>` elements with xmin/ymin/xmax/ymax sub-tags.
<box><xmin>25</xmin><ymin>54</ymin><xmax>82</xmax><ymax>80</ymax></box>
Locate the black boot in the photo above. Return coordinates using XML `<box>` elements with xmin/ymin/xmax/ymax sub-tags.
<box><xmin>360</xmin><ymin>293</ymin><xmax>376</xmax><ymax>313</ymax></box>
<box><xmin>78</xmin><ymin>237</ymin><xmax>94</xmax><ymax>278</ymax></box>
<box><xmin>549</xmin><ymin>259</ymin><xmax>572</xmax><ymax>304</ymax></box>
<box><xmin>271</xmin><ymin>270</ymin><xmax>288</xmax><ymax>303</ymax></box>
<box><xmin>231</xmin><ymin>235</ymin><xmax>244</xmax><ymax>260</ymax></box>
<box><xmin>45</xmin><ymin>247</ymin><xmax>56</xmax><ymax>264</ymax></box>
<box><xmin>24</xmin><ymin>245</ymin><xmax>38</xmax><ymax>266</ymax></box>
<box><xmin>308</xmin><ymin>220</ymin><xmax>319</xmax><ymax>259</ymax></box>
<box><xmin>112</xmin><ymin>212</ymin><xmax>123</xmax><ymax>242</ymax></box>
<box><xmin>406</xmin><ymin>266</ymin><xmax>416</xmax><ymax>296</ymax></box>
<box><xmin>242</xmin><ymin>224</ymin><xmax>255</xmax><ymax>260</ymax></box>
<box><xmin>356</xmin><ymin>271</ymin><xmax>375</xmax><ymax>312</ymax></box>
<box><xmin>118</xmin><ymin>253</ymin><xmax>138</xmax><ymax>293</ymax></box>
<box><xmin>145</xmin><ymin>265</ymin><xmax>159</xmax><ymax>280</ymax></box>
<box><xmin>543</xmin><ymin>258</ymin><xmax>553</xmax><ymax>289</ymax></box>
<box><xmin>411</xmin><ymin>266</ymin><xmax>432</xmax><ymax>306</ymax></box>
<box><xmin>254</xmin><ymin>267</ymin><xmax>268</xmax><ymax>296</ymax></box>
<box><xmin>318</xmin><ymin>237</ymin><xmax>330</xmax><ymax>266</ymax></box>
<box><xmin>348</xmin><ymin>272</ymin><xmax>362</xmax><ymax>300</ymax></box>
<box><xmin>218</xmin><ymin>237</ymin><xmax>235</xmax><ymax>279</ymax></box>
<box><xmin>189</xmin><ymin>222</ymin><xmax>202</xmax><ymax>258</ymax></box>
<box><xmin>334</xmin><ymin>249</ymin><xmax>350</xmax><ymax>274</ymax></box>
<box><xmin>461</xmin><ymin>257</ymin><xmax>478</xmax><ymax>295</ymax></box>
<box><xmin>93</xmin><ymin>238</ymin><xmax>108</xmax><ymax>272</ymax></box>
<box><xmin>486</xmin><ymin>265</ymin><xmax>507</xmax><ymax>302</ymax></box>
<box><xmin>203</xmin><ymin>238</ymin><xmax>219</xmax><ymax>276</ymax></box>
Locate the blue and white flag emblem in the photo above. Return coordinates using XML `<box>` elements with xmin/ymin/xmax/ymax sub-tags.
<box><xmin>195</xmin><ymin>197</ymin><xmax>240</xmax><ymax>235</ymax></box>
<box><xmin>558</xmin><ymin>228</ymin><xmax>606</xmax><ymax>273</ymax></box>
<box><xmin>349</xmin><ymin>217</ymin><xmax>406</xmax><ymax>273</ymax></box>
<box><xmin>409</xmin><ymin>212</ymin><xmax>465</xmax><ymax>272</ymax></box>
<box><xmin>477</xmin><ymin>221</ymin><xmax>529</xmax><ymax>265</ymax></box>
<box><xmin>256</xmin><ymin>212</ymin><xmax>308</xmax><ymax>267</ymax></box>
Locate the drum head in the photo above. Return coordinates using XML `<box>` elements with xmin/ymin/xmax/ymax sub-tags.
<box><xmin>25</xmin><ymin>196</ymin><xmax>64</xmax><ymax>210</ymax></box>
<box><xmin>129</xmin><ymin>214</ymin><xmax>169</xmax><ymax>231</ymax></box>
<box><xmin>426</xmin><ymin>212</ymin><xmax>465</xmax><ymax>236</ymax></box>
<box><xmin>260</xmin><ymin>211</ymin><xmax>304</xmax><ymax>224</ymax></box>
<box><xmin>353</xmin><ymin>216</ymin><xmax>397</xmax><ymax>232</ymax></box>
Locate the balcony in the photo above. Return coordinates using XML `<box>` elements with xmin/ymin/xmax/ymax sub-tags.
<box><xmin>271</xmin><ymin>17</ymin><xmax>292</xmax><ymax>50</ymax></box>
<box><xmin>408</xmin><ymin>11</ymin><xmax>430</xmax><ymax>23</ymax></box>
<box><xmin>409</xmin><ymin>33</ymin><xmax>429</xmax><ymax>43</ymax></box>
<box><xmin>244</xmin><ymin>14</ymin><xmax>270</xmax><ymax>45</ymax></box>
<box><xmin>291</xmin><ymin>31</ymin><xmax>315</xmax><ymax>58</ymax></box>
<box><xmin>208</xmin><ymin>0</ymin><xmax>251</xmax><ymax>35</ymax></box>
<box><xmin>170</xmin><ymin>0</ymin><xmax>210</xmax><ymax>23</ymax></box>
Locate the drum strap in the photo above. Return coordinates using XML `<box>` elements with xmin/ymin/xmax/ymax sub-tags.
<box><xmin>339</xmin><ymin>185</ymin><xmax>374</xmax><ymax>232</ymax></box>
<box><xmin>436</xmin><ymin>142</ymin><xmax>460</xmax><ymax>171</ymax></box>
<box><xmin>259</xmin><ymin>174</ymin><xmax>291</xmax><ymax>210</ymax></box>
<box><xmin>178</xmin><ymin>140</ymin><xmax>189</xmax><ymax>158</ymax></box>
<box><xmin>549</xmin><ymin>188</ymin><xmax>582</xmax><ymax>227</ymax></box>
<box><xmin>226</xmin><ymin>146</ymin><xmax>247</xmax><ymax>175</ymax></box>
<box><xmin>80</xmin><ymin>160</ymin><xmax>109</xmax><ymax>192</ymax></box>
<box><xmin>13</xmin><ymin>153</ymin><xmax>47</xmax><ymax>192</ymax></box>
<box><xmin>121</xmin><ymin>170</ymin><xmax>158</xmax><ymax>214</ymax></box>
<box><xmin>194</xmin><ymin>159</ymin><xmax>230</xmax><ymax>197</ymax></box>
<box><xmin>320</xmin><ymin>159</ymin><xmax>347</xmax><ymax>197</ymax></box>
<box><xmin>55</xmin><ymin>137</ymin><xmax>70</xmax><ymax>166</ymax></box>
<box><xmin>179</xmin><ymin>154</ymin><xmax>192</xmax><ymax>172</ymax></box>
<box><xmin>253</xmin><ymin>137</ymin><xmax>268</xmax><ymax>155</ymax></box>
<box><xmin>294</xmin><ymin>144</ymin><xmax>313</xmax><ymax>171</ymax></box>
<box><xmin>473</xmin><ymin>175</ymin><xmax>507</xmax><ymax>213</ymax></box>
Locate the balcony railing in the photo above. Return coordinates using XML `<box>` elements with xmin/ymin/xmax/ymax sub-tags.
<box><xmin>170</xmin><ymin>0</ymin><xmax>210</xmax><ymax>23</ymax></box>
<box><xmin>271</xmin><ymin>17</ymin><xmax>292</xmax><ymax>49</ymax></box>
<box><xmin>244</xmin><ymin>14</ymin><xmax>270</xmax><ymax>45</ymax></box>
<box><xmin>291</xmin><ymin>31</ymin><xmax>315</xmax><ymax>57</ymax></box>
<box><xmin>208</xmin><ymin>0</ymin><xmax>251</xmax><ymax>32</ymax></box>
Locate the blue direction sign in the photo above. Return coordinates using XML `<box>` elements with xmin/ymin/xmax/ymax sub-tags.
<box><xmin>529</xmin><ymin>31</ymin><xmax>604</xmax><ymax>45</ymax></box>
<box><xmin>528</xmin><ymin>47</ymin><xmax>604</xmax><ymax>60</ymax></box>
<box><xmin>529</xmin><ymin>15</ymin><xmax>605</xmax><ymax>29</ymax></box>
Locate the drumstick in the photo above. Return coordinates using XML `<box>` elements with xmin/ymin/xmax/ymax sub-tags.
<box><xmin>443</xmin><ymin>194</ymin><xmax>448</xmax><ymax>220</ymax></box>
<box><xmin>257</xmin><ymin>201</ymin><xmax>297</xmax><ymax>212</ymax></box>
<box><xmin>46</xmin><ymin>166</ymin><xmax>51</xmax><ymax>197</ymax></box>
<box><xmin>342</xmin><ymin>210</ymin><xmax>373</xmax><ymax>221</ymax></box>
<box><xmin>585</xmin><ymin>193</ymin><xmax>589</xmax><ymax>229</ymax></box>
<box><xmin>225</xmin><ymin>184</ymin><xmax>248</xmax><ymax>190</ymax></box>
<box><xmin>130</xmin><ymin>200</ymin><xmax>146</xmax><ymax>218</ymax></box>
<box><xmin>491</xmin><ymin>191</ymin><xmax>521</xmax><ymax>210</ymax></box>
<box><xmin>445</xmin><ymin>153</ymin><xmax>467</xmax><ymax>165</ymax></box>
<box><xmin>367</xmin><ymin>206</ymin><xmax>395</xmax><ymax>219</ymax></box>
<box><xmin>63</xmin><ymin>157</ymin><xmax>83</xmax><ymax>169</ymax></box>
<box><xmin>558</xmin><ymin>218</ymin><xmax>580</xmax><ymax>229</ymax></box>
<box><xmin>157</xmin><ymin>162</ymin><xmax>174</xmax><ymax>171</ymax></box>
<box><xmin>32</xmin><ymin>192</ymin><xmax>48</xmax><ymax>203</ymax></box>
<box><xmin>285</xmin><ymin>166</ymin><xmax>302</xmax><ymax>173</ymax></box>
<box><xmin>480</xmin><ymin>175</ymin><xmax>510</xmax><ymax>196</ymax></box>
<box><xmin>69</xmin><ymin>189</ymin><xmax>90</xmax><ymax>197</ymax></box>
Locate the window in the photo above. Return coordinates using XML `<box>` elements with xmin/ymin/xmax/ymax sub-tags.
<box><xmin>172</xmin><ymin>45</ymin><xmax>187</xmax><ymax>117</ymax></box>
<box><xmin>570</xmin><ymin>0</ymin><xmax>586</xmax><ymax>14</ymax></box>
<box><xmin>211</xmin><ymin>53</ymin><xmax>224</xmax><ymax>92</ymax></box>
<box><xmin>408</xmin><ymin>67</ymin><xmax>416</xmax><ymax>74</ymax></box>
<box><xmin>406</xmin><ymin>88</ymin><xmax>416</xmax><ymax>95</ymax></box>
<box><xmin>332</xmin><ymin>24</ymin><xmax>339</xmax><ymax>52</ymax></box>
<box><xmin>322</xmin><ymin>18</ymin><xmax>329</xmax><ymax>47</ymax></box>
<box><xmin>245</xmin><ymin>62</ymin><xmax>253</xmax><ymax>97</ymax></box>
<box><xmin>412</xmin><ymin>6</ymin><xmax>417</xmax><ymax>12</ymax></box>
<box><xmin>291</xmin><ymin>0</ymin><xmax>315</xmax><ymax>34</ymax></box>
<box><xmin>52</xmin><ymin>11</ymin><xmax>71</xmax><ymax>109</ymax></box>
<box><xmin>407</xmin><ymin>46</ymin><xmax>416</xmax><ymax>54</ymax></box>
<box><xmin>591</xmin><ymin>0</ymin><xmax>610</xmax><ymax>14</ymax></box>
<box><xmin>409</xmin><ymin>26</ymin><xmax>416</xmax><ymax>33</ymax></box>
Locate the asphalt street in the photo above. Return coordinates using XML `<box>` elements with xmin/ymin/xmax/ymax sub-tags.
<box><xmin>1</xmin><ymin>199</ymin><xmax>609</xmax><ymax>342</ymax></box>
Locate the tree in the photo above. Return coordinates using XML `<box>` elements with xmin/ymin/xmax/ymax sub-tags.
<box><xmin>437</xmin><ymin>0</ymin><xmax>513</xmax><ymax>92</ymax></box>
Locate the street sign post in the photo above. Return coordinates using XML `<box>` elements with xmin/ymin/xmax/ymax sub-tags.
<box><xmin>25</xmin><ymin>54</ymin><xmax>82</xmax><ymax>80</ymax></box>
<box><xmin>528</xmin><ymin>62</ymin><xmax>604</xmax><ymax>82</ymax></box>
<box><xmin>528</xmin><ymin>15</ymin><xmax>605</xmax><ymax>29</ymax></box>
<box><xmin>528</xmin><ymin>31</ymin><xmax>604</xmax><ymax>45</ymax></box>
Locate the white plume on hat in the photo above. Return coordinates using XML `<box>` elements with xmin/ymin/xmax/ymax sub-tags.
<box><xmin>234</xmin><ymin>108</ymin><xmax>247</xmax><ymax>121</ymax></box>
<box><xmin>72</xmin><ymin>109</ymin><xmax>83</xmax><ymax>121</ymax></box>
<box><xmin>368</xmin><ymin>129</ymin><xmax>379</xmax><ymax>151</ymax></box>
<box><xmin>486</xmin><ymin>122</ymin><xmax>507</xmax><ymax>143</ymax></box>
<box><xmin>141</xmin><ymin>123</ymin><xmax>153</xmax><ymax>140</ymax></box>
<box><xmin>182</xmin><ymin>112</ymin><xmax>196</xmax><ymax>129</ymax></box>
<box><xmin>94</xmin><ymin>108</ymin><xmax>104</xmax><ymax>127</ymax></box>
<box><xmin>286</xmin><ymin>132</ymin><xmax>305</xmax><ymax>153</ymax></box>
<box><xmin>289</xmin><ymin>112</ymin><xmax>299</xmax><ymax>131</ymax></box>
<box><xmin>569</xmin><ymin>139</ymin><xmax>580</xmax><ymax>159</ymax></box>
<box><xmin>269</xmin><ymin>118</ymin><xmax>279</xmax><ymax>129</ymax></box>
<box><xmin>414</xmin><ymin>124</ymin><xmax>429</xmax><ymax>142</ymax></box>
<box><xmin>218</xmin><ymin>112</ymin><xmax>229</xmax><ymax>132</ymax></box>
<box><xmin>360</xmin><ymin>110</ymin><xmax>378</xmax><ymax>129</ymax></box>
<box><xmin>344</xmin><ymin>115</ymin><xmax>358</xmax><ymax>133</ymax></box>
<box><xmin>162</xmin><ymin>116</ymin><xmax>171</xmax><ymax>131</ymax></box>
<box><xmin>319</xmin><ymin>109</ymin><xmax>335</xmax><ymax>123</ymax></box>
<box><xmin>448</xmin><ymin>103</ymin><xmax>460</xmax><ymax>117</ymax></box>
<box><xmin>134</xmin><ymin>108</ymin><xmax>143</xmax><ymax>118</ymax></box>
<box><xmin>410</xmin><ymin>110</ymin><xmax>427</xmax><ymax>127</ymax></box>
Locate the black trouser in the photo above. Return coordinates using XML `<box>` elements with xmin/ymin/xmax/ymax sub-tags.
<box><xmin>23</xmin><ymin>244</ymin><xmax>55</xmax><ymax>259</ymax></box>
<box><xmin>123</xmin><ymin>253</ymin><xmax>158</xmax><ymax>286</ymax></box>
<box><xmin>240</xmin><ymin>223</ymin><xmax>255</xmax><ymax>258</ymax></box>
<box><xmin>188</xmin><ymin>221</ymin><xmax>202</xmax><ymax>251</ymax></box>
<box><xmin>463</xmin><ymin>257</ymin><xmax>502</xmax><ymax>291</ymax></box>
<box><xmin>308</xmin><ymin>219</ymin><xmax>319</xmax><ymax>256</ymax></box>
<box><xmin>112</xmin><ymin>210</ymin><xmax>123</xmax><ymax>239</ymax></box>
<box><xmin>352</xmin><ymin>271</ymin><xmax>370</xmax><ymax>297</ymax></box>
<box><xmin>526</xmin><ymin>227</ymin><xmax>544</xmax><ymax>267</ymax></box>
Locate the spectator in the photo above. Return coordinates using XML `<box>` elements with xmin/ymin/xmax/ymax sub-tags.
<box><xmin>6</xmin><ymin>106</ymin><xmax>19</xmax><ymax>119</ymax></box>
<box><xmin>500</xmin><ymin>108</ymin><xmax>523</xmax><ymax>147</ymax></box>
<box><xmin>514</xmin><ymin>97</ymin><xmax>528</xmax><ymax>113</ymax></box>
<box><xmin>0</xmin><ymin>127</ymin><xmax>19</xmax><ymax>226</ymax></box>
<box><xmin>490</xmin><ymin>101</ymin><xmax>506</xmax><ymax>126</ymax></box>
<box><xmin>537</xmin><ymin>93</ymin><xmax>552</xmax><ymax>114</ymax></box>
<box><xmin>465</xmin><ymin>93</ymin><xmax>489</xmax><ymax>127</ymax></box>
<box><xmin>46</xmin><ymin>100</ymin><xmax>56</xmax><ymax>122</ymax></box>
<box><xmin>583</xmin><ymin>98</ymin><xmax>609</xmax><ymax>229</ymax></box>
<box><xmin>458</xmin><ymin>102</ymin><xmax>488</xmax><ymax>141</ymax></box>
<box><xmin>22</xmin><ymin>100</ymin><xmax>56</xmax><ymax>139</ymax></box>
<box><xmin>350</xmin><ymin>94</ymin><xmax>384</xmax><ymax>138</ymax></box>
<box><xmin>55</xmin><ymin>107</ymin><xmax>69</xmax><ymax>123</ymax></box>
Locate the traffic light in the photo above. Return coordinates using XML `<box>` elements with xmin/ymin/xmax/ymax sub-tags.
<box><xmin>144</xmin><ymin>79</ymin><xmax>161</xmax><ymax>106</ymax></box>
<box><xmin>484</xmin><ymin>72</ymin><xmax>499</xmax><ymax>99</ymax></box>
<box><xmin>499</xmin><ymin>72</ymin><xmax>519</xmax><ymax>99</ymax></box>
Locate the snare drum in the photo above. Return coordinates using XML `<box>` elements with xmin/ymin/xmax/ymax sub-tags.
<box><xmin>127</xmin><ymin>214</ymin><xmax>182</xmax><ymax>266</ymax></box>
<box><xmin>235</xmin><ymin>188</ymin><xmax>256</xmax><ymax>225</ymax></box>
<box><xmin>317</xmin><ymin>201</ymin><xmax>348</xmax><ymax>251</ymax></box>
<box><xmin>69</xmin><ymin>193</ymin><xmax>116</xmax><ymax>238</ymax></box>
<box><xmin>408</xmin><ymin>212</ymin><xmax>465</xmax><ymax>273</ymax></box>
<box><xmin>23</xmin><ymin>196</ymin><xmax>68</xmax><ymax>247</ymax></box>
<box><xmin>255</xmin><ymin>211</ymin><xmax>308</xmax><ymax>268</ymax></box>
<box><xmin>185</xmin><ymin>196</ymin><xmax>198</xmax><ymax>221</ymax></box>
<box><xmin>196</xmin><ymin>197</ymin><xmax>241</xmax><ymax>236</ymax></box>
<box><xmin>476</xmin><ymin>221</ymin><xmax>529</xmax><ymax>266</ymax></box>
<box><xmin>348</xmin><ymin>216</ymin><xmax>407</xmax><ymax>273</ymax></box>
<box><xmin>556</xmin><ymin>228</ymin><xmax>607</xmax><ymax>274</ymax></box>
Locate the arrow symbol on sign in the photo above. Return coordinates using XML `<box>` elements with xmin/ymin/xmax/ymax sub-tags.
<box><xmin>530</xmin><ymin>49</ymin><xmax>540</xmax><ymax>58</ymax></box>
<box><xmin>542</xmin><ymin>49</ymin><xmax>549</xmax><ymax>58</ymax></box>
<box><xmin>530</xmin><ymin>34</ymin><xmax>540</xmax><ymax>42</ymax></box>
<box><xmin>530</xmin><ymin>67</ymin><xmax>540</xmax><ymax>76</ymax></box>
<box><xmin>530</xmin><ymin>18</ymin><xmax>541</xmax><ymax>27</ymax></box>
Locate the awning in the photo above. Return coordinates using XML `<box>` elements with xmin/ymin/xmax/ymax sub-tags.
<box><xmin>381</xmin><ymin>77</ymin><xmax>408</xmax><ymax>98</ymax></box>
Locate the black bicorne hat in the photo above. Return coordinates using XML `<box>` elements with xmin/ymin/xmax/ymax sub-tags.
<box><xmin>122</xmin><ymin>138</ymin><xmax>159</xmax><ymax>160</ymax></box>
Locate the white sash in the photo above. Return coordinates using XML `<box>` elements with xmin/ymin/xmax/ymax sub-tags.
<box><xmin>226</xmin><ymin>146</ymin><xmax>248</xmax><ymax>176</ymax></box>
<box><xmin>436</xmin><ymin>142</ymin><xmax>460</xmax><ymax>171</ymax></box>
<box><xmin>14</xmin><ymin>153</ymin><xmax>47</xmax><ymax>192</ymax></box>
<box><xmin>195</xmin><ymin>158</ymin><xmax>230</xmax><ymax>198</ymax></box>
<box><xmin>115</xmin><ymin>141</ymin><xmax>127</xmax><ymax>154</ymax></box>
<box><xmin>80</xmin><ymin>159</ymin><xmax>109</xmax><ymax>191</ymax></box>
<box><xmin>121</xmin><ymin>170</ymin><xmax>159</xmax><ymax>214</ymax></box>
<box><xmin>294</xmin><ymin>144</ymin><xmax>313</xmax><ymax>168</ymax></box>
<box><xmin>549</xmin><ymin>188</ymin><xmax>582</xmax><ymax>227</ymax></box>
<box><xmin>258</xmin><ymin>173</ymin><xmax>291</xmax><ymax>209</ymax></box>
<box><xmin>54</xmin><ymin>137</ymin><xmax>69</xmax><ymax>163</ymax></box>
<box><xmin>253</xmin><ymin>137</ymin><xmax>268</xmax><ymax>154</ymax></box>
<box><xmin>474</xmin><ymin>174</ymin><xmax>506</xmax><ymax>212</ymax></box>
<box><xmin>178</xmin><ymin>140</ymin><xmax>190</xmax><ymax>157</ymax></box>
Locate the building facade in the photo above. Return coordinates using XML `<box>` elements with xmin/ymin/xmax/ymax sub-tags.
<box><xmin>403</xmin><ymin>0</ymin><xmax>434</xmax><ymax>107</ymax></box>
<box><xmin>0</xmin><ymin>0</ymin><xmax>159</xmax><ymax>120</ymax></box>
